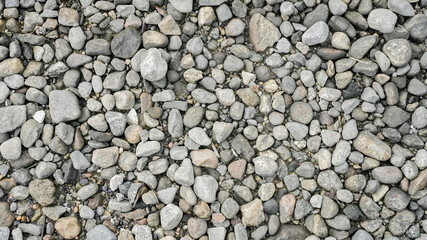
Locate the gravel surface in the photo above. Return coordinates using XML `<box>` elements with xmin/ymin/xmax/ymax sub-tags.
<box><xmin>0</xmin><ymin>0</ymin><xmax>427</xmax><ymax>239</ymax></box>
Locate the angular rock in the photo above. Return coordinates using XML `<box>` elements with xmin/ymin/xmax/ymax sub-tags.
<box><xmin>111</xmin><ymin>28</ymin><xmax>142</xmax><ymax>59</ymax></box>
<box><xmin>190</xmin><ymin>149</ymin><xmax>218</xmax><ymax>169</ymax></box>
<box><xmin>249</xmin><ymin>13</ymin><xmax>281</xmax><ymax>52</ymax></box>
<box><xmin>241</xmin><ymin>199</ymin><xmax>265</xmax><ymax>227</ymax></box>
<box><xmin>49</xmin><ymin>90</ymin><xmax>81</xmax><ymax>123</ymax></box>
<box><xmin>193</xmin><ymin>175</ymin><xmax>218</xmax><ymax>203</ymax></box>
<box><xmin>160</xmin><ymin>204</ymin><xmax>183</xmax><ymax>230</ymax></box>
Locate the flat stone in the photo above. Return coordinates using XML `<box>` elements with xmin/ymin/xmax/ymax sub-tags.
<box><xmin>236</xmin><ymin>88</ymin><xmax>260</xmax><ymax>107</ymax></box>
<box><xmin>87</xmin><ymin>225</ymin><xmax>116</xmax><ymax>240</ymax></box>
<box><xmin>85</xmin><ymin>39</ymin><xmax>111</xmax><ymax>56</ymax></box>
<box><xmin>58</xmin><ymin>8</ymin><xmax>79</xmax><ymax>26</ymax></box>
<box><xmin>305</xmin><ymin>214</ymin><xmax>328</xmax><ymax>237</ymax></box>
<box><xmin>190</xmin><ymin>149</ymin><xmax>218</xmax><ymax>169</ymax></box>
<box><xmin>188</xmin><ymin>127</ymin><xmax>211</xmax><ymax>146</ymax></box>
<box><xmin>136</xmin><ymin>141</ymin><xmax>161</xmax><ymax>157</ymax></box>
<box><xmin>0</xmin><ymin>137</ymin><xmax>21</xmax><ymax>160</ymax></box>
<box><xmin>408</xmin><ymin>169</ymin><xmax>427</xmax><ymax>195</ymax></box>
<box><xmin>353</xmin><ymin>131</ymin><xmax>391</xmax><ymax>161</ymax></box>
<box><xmin>290</xmin><ymin>102</ymin><xmax>313</xmax><ymax>124</ymax></box>
<box><xmin>269</xmin><ymin>225</ymin><xmax>310</xmax><ymax>240</ymax></box>
<box><xmin>317</xmin><ymin>170</ymin><xmax>343</xmax><ymax>191</ymax></box>
<box><xmin>55</xmin><ymin>216</ymin><xmax>81</xmax><ymax>239</ymax></box>
<box><xmin>349</xmin><ymin>35</ymin><xmax>378</xmax><ymax>59</ymax></box>
<box><xmin>212</xmin><ymin>122</ymin><xmax>234</xmax><ymax>143</ymax></box>
<box><xmin>158</xmin><ymin>15</ymin><xmax>182</xmax><ymax>35</ymax></box>
<box><xmin>384</xmin><ymin>187</ymin><xmax>410</xmax><ymax>211</ymax></box>
<box><xmin>382</xmin><ymin>106</ymin><xmax>410</xmax><ymax>127</ymax></box>
<box><xmin>389</xmin><ymin>210</ymin><xmax>415</xmax><ymax>236</ymax></box>
<box><xmin>223</xmin><ymin>55</ymin><xmax>244</xmax><ymax>72</ymax></box>
<box><xmin>92</xmin><ymin>147</ymin><xmax>119</xmax><ymax>168</ymax></box>
<box><xmin>241</xmin><ymin>199</ymin><xmax>265</xmax><ymax>227</ymax></box>
<box><xmin>0</xmin><ymin>105</ymin><xmax>26</xmax><ymax>134</ymax></box>
<box><xmin>253</xmin><ymin>156</ymin><xmax>278</xmax><ymax>178</ymax></box>
<box><xmin>170</xmin><ymin>0</ymin><xmax>193</xmax><ymax>12</ymax></box>
<box><xmin>279</xmin><ymin>194</ymin><xmax>296</xmax><ymax>223</ymax></box>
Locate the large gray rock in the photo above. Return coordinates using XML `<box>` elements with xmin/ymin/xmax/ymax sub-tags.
<box><xmin>367</xmin><ymin>9</ymin><xmax>397</xmax><ymax>33</ymax></box>
<box><xmin>111</xmin><ymin>28</ymin><xmax>142</xmax><ymax>59</ymax></box>
<box><xmin>87</xmin><ymin>225</ymin><xmax>116</xmax><ymax>240</ymax></box>
<box><xmin>302</xmin><ymin>21</ymin><xmax>329</xmax><ymax>45</ymax></box>
<box><xmin>160</xmin><ymin>204</ymin><xmax>183</xmax><ymax>230</ymax></box>
<box><xmin>268</xmin><ymin>224</ymin><xmax>310</xmax><ymax>240</ymax></box>
<box><xmin>193</xmin><ymin>175</ymin><xmax>218</xmax><ymax>203</ymax></box>
<box><xmin>382</xmin><ymin>39</ymin><xmax>412</xmax><ymax>67</ymax></box>
<box><xmin>0</xmin><ymin>137</ymin><xmax>21</xmax><ymax>160</ymax></box>
<box><xmin>384</xmin><ymin>187</ymin><xmax>410</xmax><ymax>211</ymax></box>
<box><xmin>174</xmin><ymin>158</ymin><xmax>194</xmax><ymax>186</ymax></box>
<box><xmin>388</xmin><ymin>0</ymin><xmax>414</xmax><ymax>16</ymax></box>
<box><xmin>371</xmin><ymin>166</ymin><xmax>403</xmax><ymax>184</ymax></box>
<box><xmin>170</xmin><ymin>0</ymin><xmax>193</xmax><ymax>12</ymax></box>
<box><xmin>382</xmin><ymin>106</ymin><xmax>410</xmax><ymax>127</ymax></box>
<box><xmin>349</xmin><ymin>35</ymin><xmax>378</xmax><ymax>59</ymax></box>
<box><xmin>0</xmin><ymin>105</ymin><xmax>27</xmax><ymax>133</ymax></box>
<box><xmin>403</xmin><ymin>14</ymin><xmax>427</xmax><ymax>42</ymax></box>
<box><xmin>389</xmin><ymin>210</ymin><xmax>415</xmax><ymax>236</ymax></box>
<box><xmin>92</xmin><ymin>147</ymin><xmax>119</xmax><ymax>168</ymax></box>
<box><xmin>49</xmin><ymin>90</ymin><xmax>81</xmax><ymax>123</ymax></box>
<box><xmin>253</xmin><ymin>156</ymin><xmax>278</xmax><ymax>178</ymax></box>
<box><xmin>412</xmin><ymin>106</ymin><xmax>427</xmax><ymax>129</ymax></box>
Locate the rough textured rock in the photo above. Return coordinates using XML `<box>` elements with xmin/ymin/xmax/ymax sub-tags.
<box><xmin>249</xmin><ymin>13</ymin><xmax>281</xmax><ymax>52</ymax></box>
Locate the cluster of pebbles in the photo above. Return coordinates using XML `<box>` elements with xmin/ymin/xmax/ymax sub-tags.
<box><xmin>0</xmin><ymin>0</ymin><xmax>427</xmax><ymax>239</ymax></box>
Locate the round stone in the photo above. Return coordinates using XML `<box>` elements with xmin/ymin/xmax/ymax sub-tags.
<box><xmin>382</xmin><ymin>39</ymin><xmax>412</xmax><ymax>67</ymax></box>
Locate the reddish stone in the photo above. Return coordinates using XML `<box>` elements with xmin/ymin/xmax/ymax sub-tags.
<box><xmin>280</xmin><ymin>194</ymin><xmax>296</xmax><ymax>223</ymax></box>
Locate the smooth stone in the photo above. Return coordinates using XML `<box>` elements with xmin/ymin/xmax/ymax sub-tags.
<box><xmin>353</xmin><ymin>131</ymin><xmax>391</xmax><ymax>161</ymax></box>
